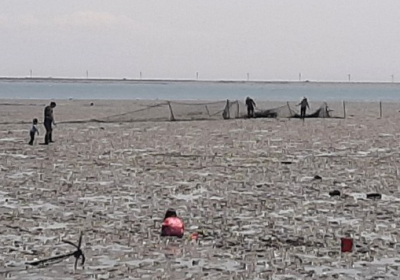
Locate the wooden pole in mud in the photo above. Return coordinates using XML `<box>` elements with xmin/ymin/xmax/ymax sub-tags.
<box><xmin>205</xmin><ymin>105</ymin><xmax>211</xmax><ymax>117</ymax></box>
<box><xmin>168</xmin><ymin>101</ymin><xmax>175</xmax><ymax>121</ymax></box>
<box><xmin>343</xmin><ymin>101</ymin><xmax>346</xmax><ymax>119</ymax></box>
<box><xmin>287</xmin><ymin>102</ymin><xmax>293</xmax><ymax>117</ymax></box>
<box><xmin>236</xmin><ymin>100</ymin><xmax>239</xmax><ymax>118</ymax></box>
<box><xmin>226</xmin><ymin>99</ymin><xmax>230</xmax><ymax>119</ymax></box>
<box><xmin>379</xmin><ymin>101</ymin><xmax>382</xmax><ymax>118</ymax></box>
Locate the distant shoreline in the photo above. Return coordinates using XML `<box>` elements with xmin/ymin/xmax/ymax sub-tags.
<box><xmin>0</xmin><ymin>76</ymin><xmax>399</xmax><ymax>85</ymax></box>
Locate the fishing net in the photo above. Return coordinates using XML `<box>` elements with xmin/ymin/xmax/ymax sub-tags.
<box><xmin>83</xmin><ymin>101</ymin><xmax>333</xmax><ymax>123</ymax></box>
<box><xmin>302</xmin><ymin>102</ymin><xmax>332</xmax><ymax>118</ymax></box>
<box><xmin>0</xmin><ymin>100</ymin><xmax>336</xmax><ymax>125</ymax></box>
<box><xmin>94</xmin><ymin>100</ymin><xmax>241</xmax><ymax>123</ymax></box>
<box><xmin>292</xmin><ymin>102</ymin><xmax>333</xmax><ymax>118</ymax></box>
<box><xmin>254</xmin><ymin>102</ymin><xmax>333</xmax><ymax>119</ymax></box>
<box><xmin>254</xmin><ymin>103</ymin><xmax>295</xmax><ymax>118</ymax></box>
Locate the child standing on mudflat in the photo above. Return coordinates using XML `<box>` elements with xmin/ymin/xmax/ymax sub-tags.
<box><xmin>29</xmin><ymin>118</ymin><xmax>39</xmax><ymax>145</ymax></box>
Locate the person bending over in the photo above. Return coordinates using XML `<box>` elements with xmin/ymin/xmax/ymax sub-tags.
<box><xmin>246</xmin><ymin>97</ymin><xmax>256</xmax><ymax>118</ymax></box>
<box><xmin>161</xmin><ymin>209</ymin><xmax>185</xmax><ymax>238</ymax></box>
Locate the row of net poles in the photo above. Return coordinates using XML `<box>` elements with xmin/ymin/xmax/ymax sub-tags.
<box><xmin>342</xmin><ymin>100</ymin><xmax>384</xmax><ymax>119</ymax></box>
<box><xmin>166</xmin><ymin>100</ymin><xmax>240</xmax><ymax>121</ymax></box>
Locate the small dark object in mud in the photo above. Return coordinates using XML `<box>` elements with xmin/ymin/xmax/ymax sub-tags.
<box><xmin>90</xmin><ymin>103</ymin><xmax>94</xmax><ymax>106</ymax></box>
<box><xmin>313</xmin><ymin>175</ymin><xmax>322</xmax><ymax>180</ymax></box>
<box><xmin>366</xmin><ymin>193</ymin><xmax>382</xmax><ymax>200</ymax></box>
<box><xmin>329</xmin><ymin>190</ymin><xmax>341</xmax><ymax>197</ymax></box>
<box><xmin>341</xmin><ymin>237</ymin><xmax>353</xmax><ymax>253</ymax></box>
<box><xmin>281</xmin><ymin>161</ymin><xmax>292</xmax><ymax>165</ymax></box>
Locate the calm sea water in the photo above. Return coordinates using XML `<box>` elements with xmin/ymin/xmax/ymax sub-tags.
<box><xmin>0</xmin><ymin>79</ymin><xmax>400</xmax><ymax>102</ymax></box>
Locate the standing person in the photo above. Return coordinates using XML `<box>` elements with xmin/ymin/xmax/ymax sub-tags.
<box><xmin>298</xmin><ymin>97</ymin><xmax>310</xmax><ymax>120</ymax></box>
<box><xmin>44</xmin><ymin>102</ymin><xmax>56</xmax><ymax>144</ymax></box>
<box><xmin>28</xmin><ymin>118</ymin><xmax>39</xmax><ymax>145</ymax></box>
<box><xmin>245</xmin><ymin>97</ymin><xmax>256</xmax><ymax>118</ymax></box>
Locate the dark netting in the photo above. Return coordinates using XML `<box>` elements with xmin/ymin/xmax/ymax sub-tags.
<box><xmin>83</xmin><ymin>101</ymin><xmax>333</xmax><ymax>123</ymax></box>
<box><xmin>254</xmin><ymin>103</ymin><xmax>294</xmax><ymax>118</ymax></box>
<box><xmin>292</xmin><ymin>102</ymin><xmax>332</xmax><ymax>118</ymax></box>
<box><xmin>0</xmin><ymin>100</ymin><xmax>336</xmax><ymax>125</ymax></box>
<box><xmin>93</xmin><ymin>100</ymin><xmax>241</xmax><ymax>123</ymax></box>
<box><xmin>254</xmin><ymin>102</ymin><xmax>333</xmax><ymax>119</ymax></box>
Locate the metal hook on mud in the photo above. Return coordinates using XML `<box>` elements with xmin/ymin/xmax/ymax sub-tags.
<box><xmin>26</xmin><ymin>232</ymin><xmax>85</xmax><ymax>270</ymax></box>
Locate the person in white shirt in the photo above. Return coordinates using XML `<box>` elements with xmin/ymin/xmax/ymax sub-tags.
<box><xmin>29</xmin><ymin>118</ymin><xmax>39</xmax><ymax>145</ymax></box>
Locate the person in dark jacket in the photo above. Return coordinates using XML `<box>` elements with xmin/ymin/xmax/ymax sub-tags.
<box><xmin>245</xmin><ymin>97</ymin><xmax>256</xmax><ymax>118</ymax></box>
<box><xmin>44</xmin><ymin>102</ymin><xmax>56</xmax><ymax>144</ymax></box>
<box><xmin>297</xmin><ymin>97</ymin><xmax>310</xmax><ymax>120</ymax></box>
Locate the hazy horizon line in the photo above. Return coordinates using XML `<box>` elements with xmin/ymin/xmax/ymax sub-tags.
<box><xmin>0</xmin><ymin>76</ymin><xmax>399</xmax><ymax>85</ymax></box>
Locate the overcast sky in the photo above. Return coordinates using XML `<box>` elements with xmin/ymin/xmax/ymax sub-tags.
<box><xmin>1</xmin><ymin>1</ymin><xmax>400</xmax><ymax>81</ymax></box>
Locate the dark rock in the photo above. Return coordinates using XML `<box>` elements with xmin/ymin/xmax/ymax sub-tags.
<box><xmin>366</xmin><ymin>193</ymin><xmax>382</xmax><ymax>200</ymax></box>
<box><xmin>329</xmin><ymin>190</ymin><xmax>341</xmax><ymax>197</ymax></box>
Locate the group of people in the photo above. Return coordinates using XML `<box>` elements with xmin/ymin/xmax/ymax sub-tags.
<box><xmin>245</xmin><ymin>96</ymin><xmax>310</xmax><ymax>119</ymax></box>
<box><xmin>29</xmin><ymin>102</ymin><xmax>56</xmax><ymax>145</ymax></box>
<box><xmin>30</xmin><ymin>98</ymin><xmax>311</xmax><ymax>144</ymax></box>
<box><xmin>27</xmin><ymin>103</ymin><xmax>191</xmax><ymax>239</ymax></box>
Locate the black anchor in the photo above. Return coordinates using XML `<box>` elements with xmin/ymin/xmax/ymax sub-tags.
<box><xmin>62</xmin><ymin>232</ymin><xmax>85</xmax><ymax>269</ymax></box>
<box><xmin>26</xmin><ymin>232</ymin><xmax>85</xmax><ymax>270</ymax></box>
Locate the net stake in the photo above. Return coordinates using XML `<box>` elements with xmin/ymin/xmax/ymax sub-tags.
<box><xmin>167</xmin><ymin>101</ymin><xmax>175</xmax><ymax>121</ymax></box>
<box><xmin>343</xmin><ymin>100</ymin><xmax>346</xmax><ymax>119</ymax></box>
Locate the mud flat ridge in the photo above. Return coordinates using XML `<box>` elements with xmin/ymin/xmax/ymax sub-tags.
<box><xmin>1</xmin><ymin>100</ymin><xmax>400</xmax><ymax>279</ymax></box>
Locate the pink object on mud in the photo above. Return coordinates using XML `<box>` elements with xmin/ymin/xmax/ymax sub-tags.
<box><xmin>161</xmin><ymin>217</ymin><xmax>185</xmax><ymax>238</ymax></box>
<box><xmin>191</xmin><ymin>232</ymin><xmax>199</xmax><ymax>240</ymax></box>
